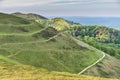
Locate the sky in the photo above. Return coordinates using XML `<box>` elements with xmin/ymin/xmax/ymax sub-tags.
<box><xmin>0</xmin><ymin>0</ymin><xmax>120</xmax><ymax>16</ymax></box>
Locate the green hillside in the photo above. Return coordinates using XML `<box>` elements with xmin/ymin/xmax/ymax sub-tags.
<box><xmin>0</xmin><ymin>12</ymin><xmax>102</xmax><ymax>75</ymax></box>
<box><xmin>0</xmin><ymin>33</ymin><xmax>102</xmax><ymax>73</ymax></box>
<box><xmin>0</xmin><ymin>27</ymin><xmax>58</xmax><ymax>45</ymax></box>
<box><xmin>0</xmin><ymin>12</ymin><xmax>120</xmax><ymax>79</ymax></box>
<box><xmin>68</xmin><ymin>23</ymin><xmax>120</xmax><ymax>78</ymax></box>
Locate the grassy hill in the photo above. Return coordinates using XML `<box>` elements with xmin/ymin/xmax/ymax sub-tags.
<box><xmin>12</xmin><ymin>12</ymin><xmax>47</xmax><ymax>20</ymax></box>
<box><xmin>0</xmin><ymin>13</ymin><xmax>44</xmax><ymax>34</ymax></box>
<box><xmin>0</xmin><ymin>13</ymin><xmax>29</xmax><ymax>25</ymax></box>
<box><xmin>0</xmin><ymin>13</ymin><xmax>102</xmax><ymax>73</ymax></box>
<box><xmin>0</xmin><ymin>33</ymin><xmax>102</xmax><ymax>73</ymax></box>
<box><xmin>0</xmin><ymin>12</ymin><xmax>120</xmax><ymax>79</ymax></box>
<box><xmin>49</xmin><ymin>18</ymin><xmax>70</xmax><ymax>31</ymax></box>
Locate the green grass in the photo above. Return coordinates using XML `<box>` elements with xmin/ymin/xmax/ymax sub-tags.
<box><xmin>0</xmin><ymin>55</ymin><xmax>20</xmax><ymax>64</ymax></box>
<box><xmin>0</xmin><ymin>48</ymin><xmax>11</xmax><ymax>56</ymax></box>
<box><xmin>11</xmin><ymin>49</ymin><xmax>100</xmax><ymax>73</ymax></box>
<box><xmin>0</xmin><ymin>27</ymin><xmax>58</xmax><ymax>45</ymax></box>
<box><xmin>0</xmin><ymin>13</ymin><xmax>29</xmax><ymax>25</ymax></box>
<box><xmin>0</xmin><ymin>12</ymin><xmax>105</xmax><ymax>77</ymax></box>
<box><xmin>0</xmin><ymin>33</ymin><xmax>102</xmax><ymax>73</ymax></box>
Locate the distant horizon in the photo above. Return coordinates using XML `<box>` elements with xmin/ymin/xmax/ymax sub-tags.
<box><xmin>47</xmin><ymin>15</ymin><xmax>120</xmax><ymax>17</ymax></box>
<box><xmin>60</xmin><ymin>16</ymin><xmax>120</xmax><ymax>30</ymax></box>
<box><xmin>0</xmin><ymin>0</ymin><xmax>120</xmax><ymax>17</ymax></box>
<box><xmin>1</xmin><ymin>11</ymin><xmax>120</xmax><ymax>18</ymax></box>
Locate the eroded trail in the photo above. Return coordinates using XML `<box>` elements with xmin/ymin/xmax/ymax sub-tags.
<box><xmin>71</xmin><ymin>37</ymin><xmax>106</xmax><ymax>74</ymax></box>
<box><xmin>78</xmin><ymin>52</ymin><xmax>105</xmax><ymax>74</ymax></box>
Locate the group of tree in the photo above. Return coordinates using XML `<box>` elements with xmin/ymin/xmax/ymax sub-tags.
<box><xmin>69</xmin><ymin>25</ymin><xmax>120</xmax><ymax>59</ymax></box>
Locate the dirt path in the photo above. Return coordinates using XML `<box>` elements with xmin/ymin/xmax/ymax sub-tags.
<box><xmin>71</xmin><ymin>37</ymin><xmax>106</xmax><ymax>74</ymax></box>
<box><xmin>78</xmin><ymin>52</ymin><xmax>105</xmax><ymax>74</ymax></box>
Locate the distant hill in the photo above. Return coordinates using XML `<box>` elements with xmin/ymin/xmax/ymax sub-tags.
<box><xmin>50</xmin><ymin>18</ymin><xmax>70</xmax><ymax>30</ymax></box>
<box><xmin>12</xmin><ymin>12</ymin><xmax>47</xmax><ymax>20</ymax></box>
<box><xmin>0</xmin><ymin>13</ymin><xmax>29</xmax><ymax>25</ymax></box>
<box><xmin>47</xmin><ymin>18</ymin><xmax>81</xmax><ymax>31</ymax></box>
<box><xmin>0</xmin><ymin>13</ymin><xmax>44</xmax><ymax>34</ymax></box>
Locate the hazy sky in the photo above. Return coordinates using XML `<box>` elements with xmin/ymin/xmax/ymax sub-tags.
<box><xmin>0</xmin><ymin>0</ymin><xmax>120</xmax><ymax>16</ymax></box>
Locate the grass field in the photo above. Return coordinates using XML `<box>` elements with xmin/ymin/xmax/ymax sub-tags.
<box><xmin>0</xmin><ymin>33</ymin><xmax>102</xmax><ymax>73</ymax></box>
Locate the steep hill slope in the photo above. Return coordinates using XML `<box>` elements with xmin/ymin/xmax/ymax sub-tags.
<box><xmin>84</xmin><ymin>54</ymin><xmax>120</xmax><ymax>78</ymax></box>
<box><xmin>0</xmin><ymin>12</ymin><xmax>103</xmax><ymax>74</ymax></box>
<box><xmin>0</xmin><ymin>33</ymin><xmax>103</xmax><ymax>73</ymax></box>
<box><xmin>69</xmin><ymin>22</ymin><xmax>120</xmax><ymax>78</ymax></box>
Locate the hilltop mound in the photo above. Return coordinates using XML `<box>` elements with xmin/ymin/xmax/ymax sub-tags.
<box><xmin>0</xmin><ymin>13</ymin><xmax>29</xmax><ymax>25</ymax></box>
<box><xmin>0</xmin><ymin>13</ymin><xmax>44</xmax><ymax>34</ymax></box>
<box><xmin>33</xmin><ymin>27</ymin><xmax>58</xmax><ymax>39</ymax></box>
<box><xmin>49</xmin><ymin>18</ymin><xmax>70</xmax><ymax>31</ymax></box>
<box><xmin>12</xmin><ymin>12</ymin><xmax>47</xmax><ymax>20</ymax></box>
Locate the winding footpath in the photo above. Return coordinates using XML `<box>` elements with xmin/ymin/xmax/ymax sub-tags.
<box><xmin>71</xmin><ymin>37</ymin><xmax>106</xmax><ymax>75</ymax></box>
<box><xmin>78</xmin><ymin>52</ymin><xmax>105</xmax><ymax>74</ymax></box>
